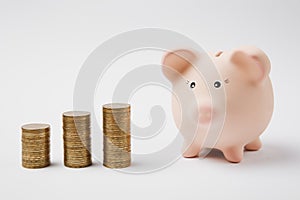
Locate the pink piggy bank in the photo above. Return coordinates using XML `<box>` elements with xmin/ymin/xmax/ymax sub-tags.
<box><xmin>162</xmin><ymin>46</ymin><xmax>274</xmax><ymax>163</ymax></box>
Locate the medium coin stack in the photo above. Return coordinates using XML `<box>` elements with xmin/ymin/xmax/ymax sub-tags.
<box><xmin>103</xmin><ymin>103</ymin><xmax>131</xmax><ymax>168</ymax></box>
<box><xmin>63</xmin><ymin>111</ymin><xmax>92</xmax><ymax>168</ymax></box>
<box><xmin>21</xmin><ymin>123</ymin><xmax>50</xmax><ymax>169</ymax></box>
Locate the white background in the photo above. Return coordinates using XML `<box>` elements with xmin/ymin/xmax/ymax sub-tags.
<box><xmin>1</xmin><ymin>0</ymin><xmax>300</xmax><ymax>199</ymax></box>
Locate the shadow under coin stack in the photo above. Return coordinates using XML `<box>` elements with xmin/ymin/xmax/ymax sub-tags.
<box><xmin>21</xmin><ymin>123</ymin><xmax>50</xmax><ymax>168</ymax></box>
<box><xmin>103</xmin><ymin>103</ymin><xmax>131</xmax><ymax>168</ymax></box>
<box><xmin>63</xmin><ymin>111</ymin><xmax>92</xmax><ymax>168</ymax></box>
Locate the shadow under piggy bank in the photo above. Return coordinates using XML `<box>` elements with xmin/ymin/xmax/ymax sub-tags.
<box><xmin>203</xmin><ymin>141</ymin><xmax>299</xmax><ymax>166</ymax></box>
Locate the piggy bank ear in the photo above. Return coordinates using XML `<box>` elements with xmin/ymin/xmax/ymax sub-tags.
<box><xmin>231</xmin><ymin>46</ymin><xmax>271</xmax><ymax>83</ymax></box>
<box><xmin>162</xmin><ymin>49</ymin><xmax>196</xmax><ymax>82</ymax></box>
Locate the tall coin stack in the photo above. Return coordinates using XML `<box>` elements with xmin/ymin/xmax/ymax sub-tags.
<box><xmin>21</xmin><ymin>123</ymin><xmax>50</xmax><ymax>169</ymax></box>
<box><xmin>103</xmin><ymin>103</ymin><xmax>131</xmax><ymax>168</ymax></box>
<box><xmin>63</xmin><ymin>111</ymin><xmax>92</xmax><ymax>168</ymax></box>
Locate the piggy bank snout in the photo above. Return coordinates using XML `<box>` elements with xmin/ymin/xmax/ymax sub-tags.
<box><xmin>197</xmin><ymin>105</ymin><xmax>213</xmax><ymax>124</ymax></box>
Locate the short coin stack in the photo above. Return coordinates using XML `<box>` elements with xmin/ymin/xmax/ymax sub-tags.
<box><xmin>63</xmin><ymin>111</ymin><xmax>92</xmax><ymax>168</ymax></box>
<box><xmin>103</xmin><ymin>103</ymin><xmax>131</xmax><ymax>168</ymax></box>
<box><xmin>21</xmin><ymin>123</ymin><xmax>50</xmax><ymax>169</ymax></box>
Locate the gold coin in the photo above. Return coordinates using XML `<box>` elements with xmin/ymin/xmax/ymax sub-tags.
<box><xmin>63</xmin><ymin>111</ymin><xmax>90</xmax><ymax>117</ymax></box>
<box><xmin>21</xmin><ymin>123</ymin><xmax>50</xmax><ymax>169</ymax></box>
<box><xmin>102</xmin><ymin>103</ymin><xmax>131</xmax><ymax>169</ymax></box>
<box><xmin>62</xmin><ymin>111</ymin><xmax>92</xmax><ymax>168</ymax></box>
<box><xmin>22</xmin><ymin>123</ymin><xmax>50</xmax><ymax>132</ymax></box>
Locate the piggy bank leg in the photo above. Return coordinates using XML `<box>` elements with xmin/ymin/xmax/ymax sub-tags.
<box><xmin>245</xmin><ymin>138</ymin><xmax>262</xmax><ymax>151</ymax></box>
<box><xmin>223</xmin><ymin>146</ymin><xmax>243</xmax><ymax>163</ymax></box>
<box><xmin>182</xmin><ymin>141</ymin><xmax>201</xmax><ymax>158</ymax></box>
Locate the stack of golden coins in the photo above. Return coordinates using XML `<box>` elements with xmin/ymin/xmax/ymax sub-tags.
<box><xmin>103</xmin><ymin>103</ymin><xmax>131</xmax><ymax>168</ymax></box>
<box><xmin>21</xmin><ymin>123</ymin><xmax>50</xmax><ymax>169</ymax></box>
<box><xmin>63</xmin><ymin>111</ymin><xmax>92</xmax><ymax>168</ymax></box>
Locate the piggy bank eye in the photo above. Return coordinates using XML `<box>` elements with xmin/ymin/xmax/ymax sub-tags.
<box><xmin>214</xmin><ymin>81</ymin><xmax>222</xmax><ymax>88</ymax></box>
<box><xmin>190</xmin><ymin>82</ymin><xmax>196</xmax><ymax>89</ymax></box>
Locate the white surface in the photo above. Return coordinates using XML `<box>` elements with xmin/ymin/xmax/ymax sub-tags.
<box><xmin>1</xmin><ymin>0</ymin><xmax>300</xmax><ymax>199</ymax></box>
